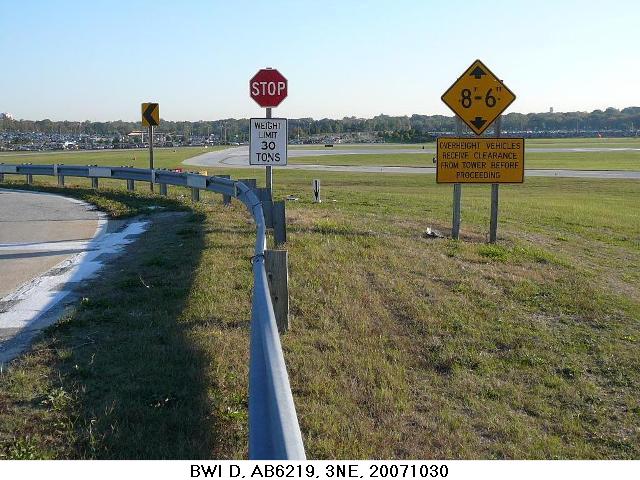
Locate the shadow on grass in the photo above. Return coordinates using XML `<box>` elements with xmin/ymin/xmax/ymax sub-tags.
<box><xmin>43</xmin><ymin>209</ymin><xmax>215</xmax><ymax>459</ymax></box>
<box><xmin>0</xmin><ymin>182</ymin><xmax>224</xmax><ymax>458</ymax></box>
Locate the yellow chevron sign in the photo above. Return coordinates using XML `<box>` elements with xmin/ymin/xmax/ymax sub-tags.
<box><xmin>141</xmin><ymin>102</ymin><xmax>159</xmax><ymax>127</ymax></box>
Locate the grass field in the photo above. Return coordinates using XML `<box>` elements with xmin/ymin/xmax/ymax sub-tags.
<box><xmin>288</xmin><ymin>151</ymin><xmax>640</xmax><ymax>171</ymax></box>
<box><xmin>288</xmin><ymin>138</ymin><xmax>640</xmax><ymax>171</ymax></box>
<box><xmin>289</xmin><ymin>137</ymin><xmax>640</xmax><ymax>150</ymax></box>
<box><xmin>2</xmin><ymin>141</ymin><xmax>639</xmax><ymax>172</ymax></box>
<box><xmin>525</xmin><ymin>137</ymin><xmax>640</xmax><ymax>148</ymax></box>
<box><xmin>290</xmin><ymin>144</ymin><xmax>432</xmax><ymax>150</ymax></box>
<box><xmin>0</xmin><ymin>146</ymin><xmax>217</xmax><ymax>170</ymax></box>
<box><xmin>524</xmin><ymin>151</ymin><xmax>640</xmax><ymax>170</ymax></box>
<box><xmin>0</xmin><ymin>164</ymin><xmax>638</xmax><ymax>459</ymax></box>
<box><xmin>0</xmin><ymin>147</ymin><xmax>216</xmax><ymax>191</ymax></box>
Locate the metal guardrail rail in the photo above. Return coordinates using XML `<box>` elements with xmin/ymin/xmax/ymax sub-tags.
<box><xmin>0</xmin><ymin>163</ymin><xmax>306</xmax><ymax>460</ymax></box>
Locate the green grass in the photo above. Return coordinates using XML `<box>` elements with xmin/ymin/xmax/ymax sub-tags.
<box><xmin>0</xmin><ymin>168</ymin><xmax>639</xmax><ymax>459</ymax></box>
<box><xmin>525</xmin><ymin>137</ymin><xmax>640</xmax><ymax>148</ymax></box>
<box><xmin>0</xmin><ymin>185</ymin><xmax>252</xmax><ymax>459</ymax></box>
<box><xmin>288</xmin><ymin>150</ymin><xmax>640</xmax><ymax>170</ymax></box>
<box><xmin>290</xmin><ymin>138</ymin><xmax>640</xmax><ymax>149</ymax></box>
<box><xmin>0</xmin><ymin>146</ymin><xmax>216</xmax><ymax>170</ymax></box>
<box><xmin>0</xmin><ymin>182</ymin><xmax>191</xmax><ymax>218</ymax></box>
<box><xmin>2</xmin><ymin>141</ymin><xmax>639</xmax><ymax>171</ymax></box>
<box><xmin>0</xmin><ymin>146</ymin><xmax>216</xmax><ymax>191</ymax></box>
<box><xmin>524</xmin><ymin>151</ymin><xmax>640</xmax><ymax>170</ymax></box>
<box><xmin>287</xmin><ymin>138</ymin><xmax>640</xmax><ymax>170</ymax></box>
<box><xmin>290</xmin><ymin>153</ymin><xmax>431</xmax><ymax>167</ymax></box>
<box><xmin>290</xmin><ymin>144</ymin><xmax>435</xmax><ymax>150</ymax></box>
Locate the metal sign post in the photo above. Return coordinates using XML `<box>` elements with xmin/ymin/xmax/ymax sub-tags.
<box><xmin>149</xmin><ymin>124</ymin><xmax>154</xmax><ymax>192</ymax></box>
<box><xmin>266</xmin><ymin>107</ymin><xmax>272</xmax><ymax>191</ymax></box>
<box><xmin>489</xmin><ymin>116</ymin><xmax>502</xmax><ymax>243</ymax></box>
<box><xmin>452</xmin><ymin>184</ymin><xmax>462</xmax><ymax>239</ymax></box>
<box><xmin>452</xmin><ymin>118</ymin><xmax>462</xmax><ymax>239</ymax></box>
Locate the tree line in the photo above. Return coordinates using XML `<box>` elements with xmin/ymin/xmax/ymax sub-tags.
<box><xmin>2</xmin><ymin>107</ymin><xmax>638</xmax><ymax>141</ymax></box>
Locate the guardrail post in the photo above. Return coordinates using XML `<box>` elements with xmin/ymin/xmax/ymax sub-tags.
<box><xmin>187</xmin><ymin>173</ymin><xmax>206</xmax><ymax>202</ymax></box>
<box><xmin>218</xmin><ymin>175</ymin><xmax>232</xmax><ymax>205</ymax></box>
<box><xmin>273</xmin><ymin>200</ymin><xmax>287</xmax><ymax>246</ymax></box>
<box><xmin>26</xmin><ymin>174</ymin><xmax>33</xmax><ymax>185</ymax></box>
<box><xmin>91</xmin><ymin>177</ymin><xmax>99</xmax><ymax>189</ymax></box>
<box><xmin>57</xmin><ymin>175</ymin><xmax>65</xmax><ymax>186</ymax></box>
<box><xmin>159</xmin><ymin>183</ymin><xmax>168</xmax><ymax>196</ymax></box>
<box><xmin>0</xmin><ymin>173</ymin><xmax>4</xmax><ymax>183</ymax></box>
<box><xmin>127</xmin><ymin>179</ymin><xmax>135</xmax><ymax>191</ymax></box>
<box><xmin>256</xmin><ymin>188</ymin><xmax>273</xmax><ymax>228</ymax></box>
<box><xmin>264</xmin><ymin>249</ymin><xmax>290</xmax><ymax>333</ymax></box>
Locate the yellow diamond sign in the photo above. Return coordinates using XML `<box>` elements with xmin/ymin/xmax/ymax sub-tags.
<box><xmin>441</xmin><ymin>60</ymin><xmax>516</xmax><ymax>135</ymax></box>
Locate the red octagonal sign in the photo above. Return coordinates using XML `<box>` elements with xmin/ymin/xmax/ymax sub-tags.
<box><xmin>250</xmin><ymin>68</ymin><xmax>288</xmax><ymax>108</ymax></box>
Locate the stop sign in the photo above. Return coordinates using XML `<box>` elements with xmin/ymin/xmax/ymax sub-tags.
<box><xmin>250</xmin><ymin>68</ymin><xmax>288</xmax><ymax>108</ymax></box>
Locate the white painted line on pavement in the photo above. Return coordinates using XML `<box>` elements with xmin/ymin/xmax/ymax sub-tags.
<box><xmin>0</xmin><ymin>189</ymin><xmax>149</xmax><ymax>363</ymax></box>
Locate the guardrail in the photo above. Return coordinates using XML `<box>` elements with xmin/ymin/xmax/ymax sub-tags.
<box><xmin>0</xmin><ymin>163</ymin><xmax>306</xmax><ymax>460</ymax></box>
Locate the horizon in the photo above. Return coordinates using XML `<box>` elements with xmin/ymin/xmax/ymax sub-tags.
<box><xmin>3</xmin><ymin>105</ymin><xmax>639</xmax><ymax>124</ymax></box>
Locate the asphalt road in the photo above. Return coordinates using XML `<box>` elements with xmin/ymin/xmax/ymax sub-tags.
<box><xmin>0</xmin><ymin>188</ymin><xmax>150</xmax><ymax>363</ymax></box>
<box><xmin>0</xmin><ymin>189</ymin><xmax>101</xmax><ymax>297</ymax></box>
<box><xmin>290</xmin><ymin>145</ymin><xmax>640</xmax><ymax>155</ymax></box>
<box><xmin>185</xmin><ymin>146</ymin><xmax>640</xmax><ymax>179</ymax></box>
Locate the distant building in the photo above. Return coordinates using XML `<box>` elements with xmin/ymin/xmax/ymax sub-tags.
<box><xmin>127</xmin><ymin>131</ymin><xmax>145</xmax><ymax>142</ymax></box>
<box><xmin>126</xmin><ymin>130</ymin><xmax>167</xmax><ymax>144</ymax></box>
<box><xmin>0</xmin><ymin>112</ymin><xmax>14</xmax><ymax>120</ymax></box>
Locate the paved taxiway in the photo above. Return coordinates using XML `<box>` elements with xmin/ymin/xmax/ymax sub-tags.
<box><xmin>185</xmin><ymin>146</ymin><xmax>640</xmax><ymax>179</ymax></box>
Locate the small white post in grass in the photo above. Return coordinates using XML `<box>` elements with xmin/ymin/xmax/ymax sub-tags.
<box><xmin>313</xmin><ymin>179</ymin><xmax>321</xmax><ymax>203</ymax></box>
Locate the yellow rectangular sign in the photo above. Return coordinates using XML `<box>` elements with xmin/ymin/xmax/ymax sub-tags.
<box><xmin>436</xmin><ymin>137</ymin><xmax>525</xmax><ymax>183</ymax></box>
<box><xmin>141</xmin><ymin>102</ymin><xmax>160</xmax><ymax>127</ymax></box>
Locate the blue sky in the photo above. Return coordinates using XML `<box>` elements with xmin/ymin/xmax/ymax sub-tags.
<box><xmin>1</xmin><ymin>0</ymin><xmax>638</xmax><ymax>121</ymax></box>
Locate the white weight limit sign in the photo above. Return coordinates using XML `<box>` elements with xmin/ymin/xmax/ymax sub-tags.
<box><xmin>249</xmin><ymin>118</ymin><xmax>288</xmax><ymax>166</ymax></box>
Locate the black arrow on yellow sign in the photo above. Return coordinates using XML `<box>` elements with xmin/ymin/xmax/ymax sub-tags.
<box><xmin>141</xmin><ymin>103</ymin><xmax>159</xmax><ymax>127</ymax></box>
<box><xmin>471</xmin><ymin>117</ymin><xmax>486</xmax><ymax>129</ymax></box>
<box><xmin>469</xmin><ymin>66</ymin><xmax>486</xmax><ymax>79</ymax></box>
